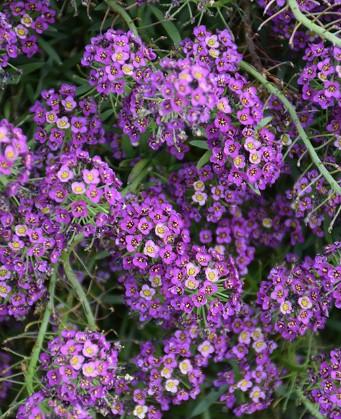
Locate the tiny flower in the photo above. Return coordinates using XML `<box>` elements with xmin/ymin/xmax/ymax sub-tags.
<box><xmin>133</xmin><ymin>405</ymin><xmax>148</xmax><ymax>419</ymax></box>
<box><xmin>82</xmin><ymin>361</ymin><xmax>99</xmax><ymax>377</ymax></box>
<box><xmin>237</xmin><ymin>378</ymin><xmax>253</xmax><ymax>392</ymax></box>
<box><xmin>57</xmin><ymin>166</ymin><xmax>74</xmax><ymax>182</ymax></box>
<box><xmin>140</xmin><ymin>285</ymin><xmax>155</xmax><ymax>301</ymax></box>
<box><xmin>71</xmin><ymin>200</ymin><xmax>88</xmax><ymax>218</ymax></box>
<box><xmin>205</xmin><ymin>268</ymin><xmax>219</xmax><ymax>282</ymax></box>
<box><xmin>83</xmin><ymin>341</ymin><xmax>99</xmax><ymax>358</ymax></box>
<box><xmin>143</xmin><ymin>240</ymin><xmax>159</xmax><ymax>258</ymax></box>
<box><xmin>298</xmin><ymin>296</ymin><xmax>312</xmax><ymax>310</ymax></box>
<box><xmin>179</xmin><ymin>359</ymin><xmax>193</xmax><ymax>375</ymax></box>
<box><xmin>193</xmin><ymin>180</ymin><xmax>205</xmax><ymax>191</ymax></box>
<box><xmin>198</xmin><ymin>340</ymin><xmax>214</xmax><ymax>357</ymax></box>
<box><xmin>192</xmin><ymin>191</ymin><xmax>207</xmax><ymax>206</ymax></box>
<box><xmin>69</xmin><ymin>355</ymin><xmax>84</xmax><ymax>370</ymax></box>
<box><xmin>165</xmin><ymin>378</ymin><xmax>179</xmax><ymax>393</ymax></box>
<box><xmin>250</xmin><ymin>386</ymin><xmax>265</xmax><ymax>402</ymax></box>
<box><xmin>280</xmin><ymin>301</ymin><xmax>293</xmax><ymax>315</ymax></box>
<box><xmin>83</xmin><ymin>169</ymin><xmax>100</xmax><ymax>185</ymax></box>
<box><xmin>71</xmin><ymin>182</ymin><xmax>86</xmax><ymax>195</ymax></box>
<box><xmin>186</xmin><ymin>263</ymin><xmax>200</xmax><ymax>278</ymax></box>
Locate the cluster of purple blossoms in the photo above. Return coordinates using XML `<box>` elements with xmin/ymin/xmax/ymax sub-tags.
<box><xmin>257</xmin><ymin>0</ymin><xmax>341</xmax><ymax>50</ymax></box>
<box><xmin>30</xmin><ymin>84</ymin><xmax>106</xmax><ymax>159</ymax></box>
<box><xmin>17</xmin><ymin>330</ymin><xmax>121</xmax><ymax>418</ymax></box>
<box><xmin>0</xmin><ymin>119</ymin><xmax>31</xmax><ymax>190</ymax></box>
<box><xmin>110</xmin><ymin>190</ymin><xmax>242</xmax><ymax>324</ymax></box>
<box><xmin>118</xmin><ymin>26</ymin><xmax>283</xmax><ymax>187</ymax></box>
<box><xmin>39</xmin><ymin>149</ymin><xmax>122</xmax><ymax>237</ymax></box>
<box><xmin>298</xmin><ymin>43</ymin><xmax>341</xmax><ymax>110</ymax></box>
<box><xmin>81</xmin><ymin>29</ymin><xmax>156</xmax><ymax>95</ymax></box>
<box><xmin>257</xmin><ymin>245</ymin><xmax>340</xmax><ymax>340</ymax></box>
<box><xmin>114</xmin><ymin>324</ymin><xmax>206</xmax><ymax>418</ymax></box>
<box><xmin>308</xmin><ymin>348</ymin><xmax>341</xmax><ymax>419</ymax></box>
<box><xmin>288</xmin><ymin>168</ymin><xmax>341</xmax><ymax>236</ymax></box>
<box><xmin>0</xmin><ymin>351</ymin><xmax>11</xmax><ymax>401</ymax></box>
<box><xmin>0</xmin><ymin>196</ymin><xmax>66</xmax><ymax>319</ymax></box>
<box><xmin>214</xmin><ymin>304</ymin><xmax>282</xmax><ymax>417</ymax></box>
<box><xmin>0</xmin><ymin>0</ymin><xmax>55</xmax><ymax>68</ymax></box>
<box><xmin>16</xmin><ymin>390</ymin><xmax>96</xmax><ymax>419</ymax></box>
<box><xmin>168</xmin><ymin>163</ymin><xmax>304</xmax><ymax>274</ymax></box>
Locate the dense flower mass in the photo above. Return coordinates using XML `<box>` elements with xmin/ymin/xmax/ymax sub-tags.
<box><xmin>0</xmin><ymin>0</ymin><xmax>55</xmax><ymax>68</ymax></box>
<box><xmin>30</xmin><ymin>83</ymin><xmax>106</xmax><ymax>157</ymax></box>
<box><xmin>0</xmin><ymin>196</ymin><xmax>65</xmax><ymax>319</ymax></box>
<box><xmin>1</xmin><ymin>2</ymin><xmax>340</xmax><ymax>419</ymax></box>
<box><xmin>38</xmin><ymin>149</ymin><xmax>122</xmax><ymax>236</ymax></box>
<box><xmin>81</xmin><ymin>29</ymin><xmax>156</xmax><ymax>95</ymax></box>
<box><xmin>0</xmin><ymin>118</ymin><xmax>31</xmax><ymax>190</ymax></box>
<box><xmin>308</xmin><ymin>348</ymin><xmax>341</xmax><ymax>419</ymax></box>
<box><xmin>257</xmin><ymin>244</ymin><xmax>340</xmax><ymax>340</ymax></box>
<box><xmin>17</xmin><ymin>330</ymin><xmax>121</xmax><ymax>418</ymax></box>
<box><xmin>214</xmin><ymin>304</ymin><xmax>282</xmax><ymax>416</ymax></box>
<box><xmin>118</xmin><ymin>26</ymin><xmax>283</xmax><ymax>191</ymax></box>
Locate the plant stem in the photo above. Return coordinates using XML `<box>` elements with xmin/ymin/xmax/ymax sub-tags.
<box><xmin>287</xmin><ymin>0</ymin><xmax>341</xmax><ymax>47</ymax></box>
<box><xmin>25</xmin><ymin>268</ymin><xmax>57</xmax><ymax>395</ymax></box>
<box><xmin>62</xmin><ymin>235</ymin><xmax>97</xmax><ymax>330</ymax></box>
<box><xmin>239</xmin><ymin>60</ymin><xmax>341</xmax><ymax>196</ymax></box>
<box><xmin>105</xmin><ymin>1</ymin><xmax>138</xmax><ymax>37</ymax></box>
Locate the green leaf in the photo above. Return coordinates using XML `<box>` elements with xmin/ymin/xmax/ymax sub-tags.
<box><xmin>256</xmin><ymin>115</ymin><xmax>273</xmax><ymax>130</ymax></box>
<box><xmin>189</xmin><ymin>140</ymin><xmax>209</xmax><ymax>150</ymax></box>
<box><xmin>128</xmin><ymin>158</ymin><xmax>150</xmax><ymax>183</ymax></box>
<box><xmin>38</xmin><ymin>38</ymin><xmax>62</xmax><ymax>65</ymax></box>
<box><xmin>20</xmin><ymin>62</ymin><xmax>45</xmax><ymax>75</ymax></box>
<box><xmin>196</xmin><ymin>150</ymin><xmax>212</xmax><ymax>169</ymax></box>
<box><xmin>149</xmin><ymin>6</ymin><xmax>181</xmax><ymax>45</ymax></box>
<box><xmin>190</xmin><ymin>385</ymin><xmax>227</xmax><ymax>417</ymax></box>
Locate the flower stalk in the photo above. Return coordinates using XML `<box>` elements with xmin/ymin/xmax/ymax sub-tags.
<box><xmin>25</xmin><ymin>268</ymin><xmax>57</xmax><ymax>395</ymax></box>
<box><xmin>239</xmin><ymin>60</ymin><xmax>341</xmax><ymax>196</ymax></box>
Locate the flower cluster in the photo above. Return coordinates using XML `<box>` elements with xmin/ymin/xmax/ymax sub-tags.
<box><xmin>81</xmin><ymin>29</ymin><xmax>156</xmax><ymax>95</ymax></box>
<box><xmin>117</xmin><ymin>25</ymin><xmax>282</xmax><ymax>188</ymax></box>
<box><xmin>39</xmin><ymin>149</ymin><xmax>122</xmax><ymax>236</ymax></box>
<box><xmin>169</xmin><ymin>164</ymin><xmax>304</xmax><ymax>263</ymax></box>
<box><xmin>288</xmin><ymin>168</ymin><xmax>341</xmax><ymax>236</ymax></box>
<box><xmin>117</xmin><ymin>324</ymin><xmax>206</xmax><ymax>418</ymax></box>
<box><xmin>214</xmin><ymin>304</ymin><xmax>282</xmax><ymax>417</ymax></box>
<box><xmin>298</xmin><ymin>42</ymin><xmax>341</xmax><ymax>110</ymax></box>
<box><xmin>257</xmin><ymin>246</ymin><xmax>340</xmax><ymax>340</ymax></box>
<box><xmin>18</xmin><ymin>330</ymin><xmax>121</xmax><ymax>418</ymax></box>
<box><xmin>0</xmin><ymin>196</ymin><xmax>65</xmax><ymax>319</ymax></box>
<box><xmin>257</xmin><ymin>0</ymin><xmax>341</xmax><ymax>50</ymax></box>
<box><xmin>110</xmin><ymin>190</ymin><xmax>242</xmax><ymax>324</ymax></box>
<box><xmin>0</xmin><ymin>0</ymin><xmax>55</xmax><ymax>68</ymax></box>
<box><xmin>308</xmin><ymin>348</ymin><xmax>341</xmax><ymax>419</ymax></box>
<box><xmin>0</xmin><ymin>118</ymin><xmax>31</xmax><ymax>190</ymax></box>
<box><xmin>30</xmin><ymin>83</ymin><xmax>106</xmax><ymax>158</ymax></box>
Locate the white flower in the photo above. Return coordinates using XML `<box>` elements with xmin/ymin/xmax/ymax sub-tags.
<box><xmin>298</xmin><ymin>296</ymin><xmax>312</xmax><ymax>310</ymax></box>
<box><xmin>133</xmin><ymin>405</ymin><xmax>148</xmax><ymax>419</ymax></box>
<box><xmin>179</xmin><ymin>359</ymin><xmax>193</xmax><ymax>375</ymax></box>
<box><xmin>198</xmin><ymin>340</ymin><xmax>214</xmax><ymax>357</ymax></box>
<box><xmin>165</xmin><ymin>378</ymin><xmax>179</xmax><ymax>393</ymax></box>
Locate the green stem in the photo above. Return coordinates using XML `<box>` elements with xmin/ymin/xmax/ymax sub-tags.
<box><xmin>287</xmin><ymin>0</ymin><xmax>341</xmax><ymax>47</ymax></box>
<box><xmin>25</xmin><ymin>268</ymin><xmax>57</xmax><ymax>395</ymax></box>
<box><xmin>105</xmin><ymin>1</ymin><xmax>138</xmax><ymax>37</ymax></box>
<box><xmin>239</xmin><ymin>60</ymin><xmax>341</xmax><ymax>196</ymax></box>
<box><xmin>62</xmin><ymin>235</ymin><xmax>97</xmax><ymax>330</ymax></box>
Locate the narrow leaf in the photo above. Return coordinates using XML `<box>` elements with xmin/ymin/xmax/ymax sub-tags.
<box><xmin>189</xmin><ymin>140</ymin><xmax>209</xmax><ymax>150</ymax></box>
<box><xmin>149</xmin><ymin>6</ymin><xmax>181</xmax><ymax>45</ymax></box>
<box><xmin>196</xmin><ymin>150</ymin><xmax>212</xmax><ymax>169</ymax></box>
